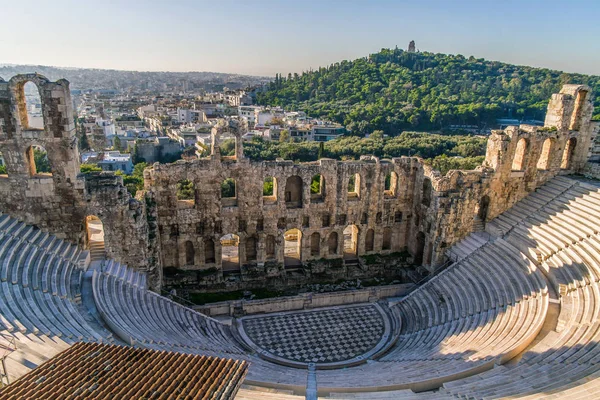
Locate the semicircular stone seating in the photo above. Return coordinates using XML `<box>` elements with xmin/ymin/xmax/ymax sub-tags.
<box><xmin>2</xmin><ymin>175</ymin><xmax>600</xmax><ymax>400</ymax></box>
<box><xmin>0</xmin><ymin>213</ymin><xmax>114</xmax><ymax>381</ymax></box>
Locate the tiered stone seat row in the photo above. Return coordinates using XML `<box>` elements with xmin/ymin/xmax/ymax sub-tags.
<box><xmin>305</xmin><ymin>238</ymin><xmax>548</xmax><ymax>393</ymax></box>
<box><xmin>0</xmin><ymin>214</ymin><xmax>104</xmax><ymax>342</ymax></box>
<box><xmin>92</xmin><ymin>262</ymin><xmax>245</xmax><ymax>356</ymax></box>
<box><xmin>439</xmin><ymin>177</ymin><xmax>600</xmax><ymax>398</ymax></box>
<box><xmin>0</xmin><ymin>213</ymin><xmax>116</xmax><ymax>382</ymax></box>
<box><xmin>486</xmin><ymin>176</ymin><xmax>581</xmax><ymax>237</ymax></box>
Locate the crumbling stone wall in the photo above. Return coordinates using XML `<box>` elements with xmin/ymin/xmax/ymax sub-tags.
<box><xmin>0</xmin><ymin>75</ymin><xmax>153</xmax><ymax>284</ymax></box>
<box><xmin>0</xmin><ymin>75</ymin><xmax>596</xmax><ymax>291</ymax></box>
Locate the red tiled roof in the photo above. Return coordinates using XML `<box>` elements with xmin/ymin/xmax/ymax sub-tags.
<box><xmin>0</xmin><ymin>342</ymin><xmax>248</xmax><ymax>399</ymax></box>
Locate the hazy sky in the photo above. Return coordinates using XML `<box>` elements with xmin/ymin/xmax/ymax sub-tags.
<box><xmin>1</xmin><ymin>0</ymin><xmax>599</xmax><ymax>77</ymax></box>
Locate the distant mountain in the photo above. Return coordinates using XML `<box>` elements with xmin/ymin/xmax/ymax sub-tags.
<box><xmin>0</xmin><ymin>64</ymin><xmax>270</xmax><ymax>91</ymax></box>
<box><xmin>257</xmin><ymin>48</ymin><xmax>600</xmax><ymax>135</ymax></box>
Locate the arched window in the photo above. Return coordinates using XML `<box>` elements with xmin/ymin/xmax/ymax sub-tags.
<box><xmin>220</xmin><ymin>234</ymin><xmax>240</xmax><ymax>272</ymax></box>
<box><xmin>310</xmin><ymin>174</ymin><xmax>324</xmax><ymax>202</ymax></box>
<box><xmin>328</xmin><ymin>232</ymin><xmax>338</xmax><ymax>255</ymax></box>
<box><xmin>421</xmin><ymin>178</ymin><xmax>432</xmax><ymax>207</ymax></box>
<box><xmin>382</xmin><ymin>227</ymin><xmax>392</xmax><ymax>250</ymax></box>
<box><xmin>348</xmin><ymin>173</ymin><xmax>360</xmax><ymax>199</ymax></box>
<box><xmin>511</xmin><ymin>138</ymin><xmax>528</xmax><ymax>171</ymax></box>
<box><xmin>285</xmin><ymin>176</ymin><xmax>303</xmax><ymax>208</ymax></box>
<box><xmin>184</xmin><ymin>241</ymin><xmax>195</xmax><ymax>265</ymax></box>
<box><xmin>19</xmin><ymin>81</ymin><xmax>44</xmax><ymax>130</ymax></box>
<box><xmin>176</xmin><ymin>179</ymin><xmax>195</xmax><ymax>202</ymax></box>
<box><xmin>384</xmin><ymin>172</ymin><xmax>398</xmax><ymax>197</ymax></box>
<box><xmin>537</xmin><ymin>139</ymin><xmax>553</xmax><ymax>170</ymax></box>
<box><xmin>343</xmin><ymin>225</ymin><xmax>358</xmax><ymax>258</ymax></box>
<box><xmin>204</xmin><ymin>239</ymin><xmax>215</xmax><ymax>263</ymax></box>
<box><xmin>221</xmin><ymin>178</ymin><xmax>237</xmax><ymax>207</ymax></box>
<box><xmin>26</xmin><ymin>145</ymin><xmax>52</xmax><ymax>176</ymax></box>
<box><xmin>284</xmin><ymin>229</ymin><xmax>301</xmax><ymax>267</ymax></box>
<box><xmin>561</xmin><ymin>138</ymin><xmax>577</xmax><ymax>170</ymax></box>
<box><xmin>263</xmin><ymin>176</ymin><xmax>277</xmax><ymax>203</ymax></box>
<box><xmin>265</xmin><ymin>235</ymin><xmax>276</xmax><ymax>259</ymax></box>
<box><xmin>570</xmin><ymin>90</ymin><xmax>588</xmax><ymax>131</ymax></box>
<box><xmin>310</xmin><ymin>232</ymin><xmax>321</xmax><ymax>256</ymax></box>
<box><xmin>365</xmin><ymin>229</ymin><xmax>375</xmax><ymax>252</ymax></box>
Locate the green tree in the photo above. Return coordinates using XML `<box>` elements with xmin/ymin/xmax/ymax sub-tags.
<box><xmin>33</xmin><ymin>148</ymin><xmax>51</xmax><ymax>173</ymax></box>
<box><xmin>177</xmin><ymin>179</ymin><xmax>194</xmax><ymax>200</ymax></box>
<box><xmin>113</xmin><ymin>136</ymin><xmax>122</xmax><ymax>151</ymax></box>
<box><xmin>263</xmin><ymin>177</ymin><xmax>274</xmax><ymax>196</ymax></box>
<box><xmin>256</xmin><ymin>48</ymin><xmax>600</xmax><ymax>134</ymax></box>
<box><xmin>0</xmin><ymin>165</ymin><xmax>6</xmax><ymax>175</ymax></box>
<box><xmin>80</xmin><ymin>163</ymin><xmax>101</xmax><ymax>174</ymax></box>
<box><xmin>221</xmin><ymin>178</ymin><xmax>236</xmax><ymax>198</ymax></box>
<box><xmin>318</xmin><ymin>142</ymin><xmax>324</xmax><ymax>159</ymax></box>
<box><xmin>279</xmin><ymin>129</ymin><xmax>290</xmax><ymax>143</ymax></box>
<box><xmin>310</xmin><ymin>175</ymin><xmax>321</xmax><ymax>194</ymax></box>
<box><xmin>79</xmin><ymin>131</ymin><xmax>91</xmax><ymax>151</ymax></box>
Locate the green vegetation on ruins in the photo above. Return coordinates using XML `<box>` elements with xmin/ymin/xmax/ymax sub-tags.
<box><xmin>244</xmin><ymin>131</ymin><xmax>488</xmax><ymax>174</ymax></box>
<box><xmin>258</xmin><ymin>48</ymin><xmax>600</xmax><ymax>135</ymax></box>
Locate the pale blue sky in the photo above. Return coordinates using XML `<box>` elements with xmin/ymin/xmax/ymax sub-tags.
<box><xmin>1</xmin><ymin>0</ymin><xmax>598</xmax><ymax>76</ymax></box>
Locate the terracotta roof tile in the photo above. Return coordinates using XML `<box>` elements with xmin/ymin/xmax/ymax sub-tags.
<box><xmin>0</xmin><ymin>342</ymin><xmax>248</xmax><ymax>400</ymax></box>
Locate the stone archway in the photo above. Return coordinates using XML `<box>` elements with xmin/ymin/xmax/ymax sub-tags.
<box><xmin>84</xmin><ymin>215</ymin><xmax>105</xmax><ymax>262</ymax></box>
<box><xmin>343</xmin><ymin>225</ymin><xmax>359</xmax><ymax>259</ymax></box>
<box><xmin>284</xmin><ymin>228</ymin><xmax>302</xmax><ymax>267</ymax></box>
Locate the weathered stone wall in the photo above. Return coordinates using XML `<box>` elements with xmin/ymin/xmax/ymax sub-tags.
<box><xmin>0</xmin><ymin>75</ymin><xmax>596</xmax><ymax>292</ymax></box>
<box><xmin>0</xmin><ymin>75</ymin><xmax>154</xmax><ymax>283</ymax></box>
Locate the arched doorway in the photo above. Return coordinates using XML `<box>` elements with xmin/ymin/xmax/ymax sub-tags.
<box><xmin>512</xmin><ymin>138</ymin><xmax>528</xmax><ymax>171</ymax></box>
<box><xmin>382</xmin><ymin>227</ymin><xmax>392</xmax><ymax>251</ymax></box>
<box><xmin>265</xmin><ymin>235</ymin><xmax>276</xmax><ymax>260</ymax></box>
<box><xmin>477</xmin><ymin>195</ymin><xmax>490</xmax><ymax>222</ymax></box>
<box><xmin>414</xmin><ymin>232</ymin><xmax>426</xmax><ymax>265</ymax></box>
<box><xmin>310</xmin><ymin>232</ymin><xmax>321</xmax><ymax>257</ymax></box>
<box><xmin>328</xmin><ymin>232</ymin><xmax>338</xmax><ymax>256</ymax></box>
<box><xmin>343</xmin><ymin>225</ymin><xmax>358</xmax><ymax>259</ymax></box>
<box><xmin>220</xmin><ymin>234</ymin><xmax>240</xmax><ymax>273</ymax></box>
<box><xmin>84</xmin><ymin>215</ymin><xmax>105</xmax><ymax>262</ymax></box>
<box><xmin>204</xmin><ymin>239</ymin><xmax>215</xmax><ymax>264</ymax></box>
<box><xmin>365</xmin><ymin>229</ymin><xmax>375</xmax><ymax>252</ymax></box>
<box><xmin>246</xmin><ymin>235</ymin><xmax>257</xmax><ymax>262</ymax></box>
<box><xmin>184</xmin><ymin>241</ymin><xmax>195</xmax><ymax>266</ymax></box>
<box><xmin>284</xmin><ymin>229</ymin><xmax>302</xmax><ymax>267</ymax></box>
<box><xmin>561</xmin><ymin>138</ymin><xmax>577</xmax><ymax>170</ymax></box>
<box><xmin>537</xmin><ymin>138</ymin><xmax>553</xmax><ymax>170</ymax></box>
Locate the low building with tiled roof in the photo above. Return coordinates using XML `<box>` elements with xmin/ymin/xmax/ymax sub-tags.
<box><xmin>0</xmin><ymin>342</ymin><xmax>248</xmax><ymax>400</ymax></box>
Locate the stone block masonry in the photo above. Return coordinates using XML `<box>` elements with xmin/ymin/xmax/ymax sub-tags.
<box><xmin>0</xmin><ymin>74</ymin><xmax>596</xmax><ymax>291</ymax></box>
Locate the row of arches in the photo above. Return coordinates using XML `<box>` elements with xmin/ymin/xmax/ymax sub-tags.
<box><xmin>512</xmin><ymin>137</ymin><xmax>577</xmax><ymax>172</ymax></box>
<box><xmin>175</xmin><ymin>171</ymin><xmax>402</xmax><ymax>207</ymax></box>
<box><xmin>176</xmin><ymin>225</ymin><xmax>398</xmax><ymax>270</ymax></box>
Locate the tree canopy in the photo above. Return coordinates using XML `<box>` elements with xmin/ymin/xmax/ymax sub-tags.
<box><xmin>243</xmin><ymin>133</ymin><xmax>487</xmax><ymax>163</ymax></box>
<box><xmin>258</xmin><ymin>49</ymin><xmax>600</xmax><ymax>135</ymax></box>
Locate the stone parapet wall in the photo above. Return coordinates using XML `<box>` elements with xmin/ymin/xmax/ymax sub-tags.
<box><xmin>194</xmin><ymin>283</ymin><xmax>415</xmax><ymax>317</ymax></box>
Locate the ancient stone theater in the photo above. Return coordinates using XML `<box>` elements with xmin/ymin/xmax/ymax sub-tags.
<box><xmin>1</xmin><ymin>74</ymin><xmax>600</xmax><ymax>399</ymax></box>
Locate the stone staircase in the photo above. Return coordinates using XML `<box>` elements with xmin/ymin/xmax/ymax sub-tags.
<box><xmin>471</xmin><ymin>216</ymin><xmax>485</xmax><ymax>232</ymax></box>
<box><xmin>88</xmin><ymin>241</ymin><xmax>105</xmax><ymax>262</ymax></box>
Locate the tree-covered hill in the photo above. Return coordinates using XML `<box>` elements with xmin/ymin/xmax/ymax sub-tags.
<box><xmin>257</xmin><ymin>48</ymin><xmax>600</xmax><ymax>135</ymax></box>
